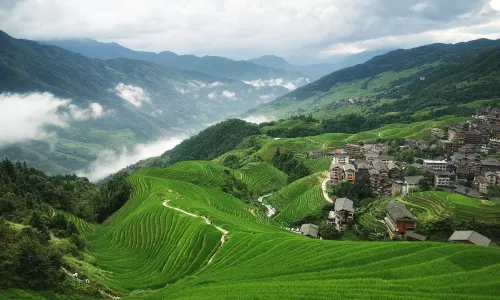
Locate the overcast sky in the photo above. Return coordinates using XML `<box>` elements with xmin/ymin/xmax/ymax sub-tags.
<box><xmin>1</xmin><ymin>0</ymin><xmax>500</xmax><ymax>62</ymax></box>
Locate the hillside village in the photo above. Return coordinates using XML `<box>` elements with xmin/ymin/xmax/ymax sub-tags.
<box><xmin>299</xmin><ymin>108</ymin><xmax>500</xmax><ymax>245</ymax></box>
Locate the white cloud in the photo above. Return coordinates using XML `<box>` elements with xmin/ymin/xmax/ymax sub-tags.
<box><xmin>244</xmin><ymin>78</ymin><xmax>308</xmax><ymax>91</ymax></box>
<box><xmin>243</xmin><ymin>115</ymin><xmax>274</xmax><ymax>124</ymax></box>
<box><xmin>221</xmin><ymin>90</ymin><xmax>236</xmax><ymax>99</ymax></box>
<box><xmin>0</xmin><ymin>0</ymin><xmax>497</xmax><ymax>59</ymax></box>
<box><xmin>114</xmin><ymin>83</ymin><xmax>151</xmax><ymax>107</ymax></box>
<box><xmin>78</xmin><ymin>135</ymin><xmax>185</xmax><ymax>181</ymax></box>
<box><xmin>0</xmin><ymin>92</ymin><xmax>105</xmax><ymax>145</ymax></box>
<box><xmin>258</xmin><ymin>94</ymin><xmax>275</xmax><ymax>100</ymax></box>
<box><xmin>188</xmin><ymin>80</ymin><xmax>224</xmax><ymax>89</ymax></box>
<box><xmin>207</xmin><ymin>91</ymin><xmax>217</xmax><ymax>99</ymax></box>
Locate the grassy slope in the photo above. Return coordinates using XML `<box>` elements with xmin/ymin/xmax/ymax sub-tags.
<box><xmin>400</xmin><ymin>191</ymin><xmax>500</xmax><ymax>223</ymax></box>
<box><xmin>62</xmin><ymin>163</ymin><xmax>500</xmax><ymax>299</ymax></box>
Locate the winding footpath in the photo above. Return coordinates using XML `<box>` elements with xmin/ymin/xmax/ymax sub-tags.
<box><xmin>305</xmin><ymin>137</ymin><xmax>326</xmax><ymax>149</ymax></box>
<box><xmin>61</xmin><ymin>267</ymin><xmax>120</xmax><ymax>299</ymax></box>
<box><xmin>162</xmin><ymin>200</ymin><xmax>228</xmax><ymax>264</ymax></box>
<box><xmin>321</xmin><ymin>178</ymin><xmax>334</xmax><ymax>204</ymax></box>
<box><xmin>257</xmin><ymin>192</ymin><xmax>276</xmax><ymax>217</ymax></box>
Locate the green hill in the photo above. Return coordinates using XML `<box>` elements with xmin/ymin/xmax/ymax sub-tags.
<box><xmin>247</xmin><ymin>39</ymin><xmax>500</xmax><ymax>119</ymax></box>
<box><xmin>84</xmin><ymin>170</ymin><xmax>500</xmax><ymax>299</ymax></box>
<box><xmin>401</xmin><ymin>192</ymin><xmax>500</xmax><ymax>223</ymax></box>
<box><xmin>0</xmin><ymin>31</ymin><xmax>280</xmax><ymax>174</ymax></box>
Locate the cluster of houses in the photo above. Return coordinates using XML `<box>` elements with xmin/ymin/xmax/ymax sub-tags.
<box><xmin>299</xmin><ymin>197</ymin><xmax>492</xmax><ymax>246</ymax></box>
<box><xmin>312</xmin><ymin>112</ymin><xmax>500</xmax><ymax>198</ymax></box>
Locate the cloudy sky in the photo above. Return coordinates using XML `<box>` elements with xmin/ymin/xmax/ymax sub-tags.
<box><xmin>1</xmin><ymin>0</ymin><xmax>500</xmax><ymax>62</ymax></box>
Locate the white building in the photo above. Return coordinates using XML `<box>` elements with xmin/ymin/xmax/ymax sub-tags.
<box><xmin>434</xmin><ymin>172</ymin><xmax>452</xmax><ymax>187</ymax></box>
<box><xmin>402</xmin><ymin>176</ymin><xmax>424</xmax><ymax>195</ymax></box>
<box><xmin>423</xmin><ymin>159</ymin><xmax>447</xmax><ymax>171</ymax></box>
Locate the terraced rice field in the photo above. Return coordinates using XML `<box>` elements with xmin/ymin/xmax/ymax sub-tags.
<box><xmin>237</xmin><ymin>162</ymin><xmax>287</xmax><ymax>195</ymax></box>
<box><xmin>60</xmin><ymin>211</ymin><xmax>97</xmax><ymax>234</ymax></box>
<box><xmin>267</xmin><ymin>173</ymin><xmax>328</xmax><ymax>224</ymax></box>
<box><xmin>75</xmin><ymin>167</ymin><xmax>500</xmax><ymax>299</ymax></box>
<box><xmin>303</xmin><ymin>157</ymin><xmax>331</xmax><ymax>173</ymax></box>
<box><xmin>401</xmin><ymin>192</ymin><xmax>500</xmax><ymax>222</ymax></box>
<box><xmin>138</xmin><ymin>235</ymin><xmax>500</xmax><ymax>300</ymax></box>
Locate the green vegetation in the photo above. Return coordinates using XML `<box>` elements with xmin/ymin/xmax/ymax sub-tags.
<box><xmin>401</xmin><ymin>192</ymin><xmax>500</xmax><ymax>223</ymax></box>
<box><xmin>249</xmin><ymin>39</ymin><xmax>500</xmax><ymax>120</ymax></box>
<box><xmin>237</xmin><ymin>162</ymin><xmax>288</xmax><ymax>195</ymax></box>
<box><xmin>268</xmin><ymin>173</ymin><xmax>327</xmax><ymax>224</ymax></box>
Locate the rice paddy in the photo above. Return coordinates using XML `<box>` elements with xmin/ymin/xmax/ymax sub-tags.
<box><xmin>68</xmin><ymin>164</ymin><xmax>500</xmax><ymax>299</ymax></box>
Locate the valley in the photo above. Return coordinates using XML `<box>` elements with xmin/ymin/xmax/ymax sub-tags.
<box><xmin>1</xmin><ymin>13</ymin><xmax>500</xmax><ymax>299</ymax></box>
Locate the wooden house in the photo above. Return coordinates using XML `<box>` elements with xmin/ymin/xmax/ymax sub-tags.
<box><xmin>384</xmin><ymin>200</ymin><xmax>417</xmax><ymax>237</ymax></box>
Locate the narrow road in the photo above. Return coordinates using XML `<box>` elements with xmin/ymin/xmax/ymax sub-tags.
<box><xmin>257</xmin><ymin>192</ymin><xmax>276</xmax><ymax>217</ymax></box>
<box><xmin>321</xmin><ymin>178</ymin><xmax>334</xmax><ymax>204</ymax></box>
<box><xmin>163</xmin><ymin>200</ymin><xmax>229</xmax><ymax>264</ymax></box>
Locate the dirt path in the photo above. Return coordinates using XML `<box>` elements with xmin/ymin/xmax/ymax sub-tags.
<box><xmin>305</xmin><ymin>137</ymin><xmax>326</xmax><ymax>149</ymax></box>
<box><xmin>61</xmin><ymin>267</ymin><xmax>120</xmax><ymax>299</ymax></box>
<box><xmin>162</xmin><ymin>200</ymin><xmax>229</xmax><ymax>264</ymax></box>
<box><xmin>321</xmin><ymin>178</ymin><xmax>334</xmax><ymax>204</ymax></box>
<box><xmin>257</xmin><ymin>192</ymin><xmax>276</xmax><ymax>217</ymax></box>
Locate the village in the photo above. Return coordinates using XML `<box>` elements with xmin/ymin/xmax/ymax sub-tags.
<box><xmin>296</xmin><ymin>108</ymin><xmax>500</xmax><ymax>246</ymax></box>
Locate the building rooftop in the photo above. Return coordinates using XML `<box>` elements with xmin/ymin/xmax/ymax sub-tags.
<box><xmin>475</xmin><ymin>176</ymin><xmax>489</xmax><ymax>184</ymax></box>
<box><xmin>387</xmin><ymin>200</ymin><xmax>417</xmax><ymax>221</ymax></box>
<box><xmin>481</xmin><ymin>158</ymin><xmax>500</xmax><ymax>167</ymax></box>
<box><xmin>335</xmin><ymin>198</ymin><xmax>354</xmax><ymax>212</ymax></box>
<box><xmin>343</xmin><ymin>164</ymin><xmax>356</xmax><ymax>171</ymax></box>
<box><xmin>435</xmin><ymin>171</ymin><xmax>452</xmax><ymax>177</ymax></box>
<box><xmin>406</xmin><ymin>231</ymin><xmax>427</xmax><ymax>241</ymax></box>
<box><xmin>449</xmin><ymin>230</ymin><xmax>491</xmax><ymax>246</ymax></box>
<box><xmin>372</xmin><ymin>160</ymin><xmax>388</xmax><ymax>171</ymax></box>
<box><xmin>300</xmin><ymin>223</ymin><xmax>319</xmax><ymax>238</ymax></box>
<box><xmin>404</xmin><ymin>175</ymin><xmax>424</xmax><ymax>185</ymax></box>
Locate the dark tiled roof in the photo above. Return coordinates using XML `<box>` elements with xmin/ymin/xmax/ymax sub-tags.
<box><xmin>449</xmin><ymin>230</ymin><xmax>491</xmax><ymax>246</ymax></box>
<box><xmin>387</xmin><ymin>200</ymin><xmax>416</xmax><ymax>221</ymax></box>
<box><xmin>335</xmin><ymin>198</ymin><xmax>354</xmax><ymax>212</ymax></box>
<box><xmin>406</xmin><ymin>231</ymin><xmax>427</xmax><ymax>241</ymax></box>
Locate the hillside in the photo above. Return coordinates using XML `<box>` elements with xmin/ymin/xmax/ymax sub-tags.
<box><xmin>43</xmin><ymin>164</ymin><xmax>500</xmax><ymax>299</ymax></box>
<box><xmin>42</xmin><ymin>38</ymin><xmax>308</xmax><ymax>83</ymax></box>
<box><xmin>247</xmin><ymin>39</ymin><xmax>500</xmax><ymax>119</ymax></box>
<box><xmin>0</xmin><ymin>31</ymin><xmax>280</xmax><ymax>174</ymax></box>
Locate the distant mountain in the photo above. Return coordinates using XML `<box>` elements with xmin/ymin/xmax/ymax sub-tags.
<box><xmin>248</xmin><ymin>55</ymin><xmax>295</xmax><ymax>70</ymax></box>
<box><xmin>0</xmin><ymin>31</ymin><xmax>288</xmax><ymax>174</ymax></box>
<box><xmin>248</xmin><ymin>49</ymin><xmax>392</xmax><ymax>80</ymax></box>
<box><xmin>247</xmin><ymin>39</ymin><xmax>500</xmax><ymax>118</ymax></box>
<box><xmin>42</xmin><ymin>39</ymin><xmax>308</xmax><ymax>83</ymax></box>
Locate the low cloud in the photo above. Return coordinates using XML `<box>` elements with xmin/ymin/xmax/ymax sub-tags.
<box><xmin>243</xmin><ymin>115</ymin><xmax>274</xmax><ymax>124</ymax></box>
<box><xmin>78</xmin><ymin>135</ymin><xmax>186</xmax><ymax>181</ymax></box>
<box><xmin>188</xmin><ymin>80</ymin><xmax>224</xmax><ymax>90</ymax></box>
<box><xmin>114</xmin><ymin>83</ymin><xmax>151</xmax><ymax>107</ymax></box>
<box><xmin>0</xmin><ymin>92</ymin><xmax>104</xmax><ymax>145</ymax></box>
<box><xmin>243</xmin><ymin>78</ymin><xmax>309</xmax><ymax>91</ymax></box>
<box><xmin>207</xmin><ymin>92</ymin><xmax>217</xmax><ymax>99</ymax></box>
<box><xmin>221</xmin><ymin>90</ymin><xmax>236</xmax><ymax>99</ymax></box>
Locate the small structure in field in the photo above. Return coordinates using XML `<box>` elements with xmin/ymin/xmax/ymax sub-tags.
<box><xmin>300</xmin><ymin>223</ymin><xmax>319</xmax><ymax>238</ymax></box>
<box><xmin>405</xmin><ymin>231</ymin><xmax>427</xmax><ymax>242</ymax></box>
<box><xmin>448</xmin><ymin>230</ymin><xmax>491</xmax><ymax>246</ymax></box>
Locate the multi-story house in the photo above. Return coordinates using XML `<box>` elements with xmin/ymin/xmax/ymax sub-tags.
<box><xmin>342</xmin><ymin>164</ymin><xmax>356</xmax><ymax>183</ymax></box>
<box><xmin>435</xmin><ymin>171</ymin><xmax>452</xmax><ymax>187</ymax></box>
<box><xmin>480</xmin><ymin>158</ymin><xmax>500</xmax><ymax>175</ymax></box>
<box><xmin>329</xmin><ymin>162</ymin><xmax>343</xmax><ymax>184</ymax></box>
<box><xmin>328</xmin><ymin>198</ymin><xmax>355</xmax><ymax>231</ymax></box>
<box><xmin>423</xmin><ymin>159</ymin><xmax>447</xmax><ymax>171</ymax></box>
<box><xmin>474</xmin><ymin>176</ymin><xmax>489</xmax><ymax>194</ymax></box>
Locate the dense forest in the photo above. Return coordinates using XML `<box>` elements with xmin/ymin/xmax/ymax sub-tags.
<box><xmin>127</xmin><ymin>119</ymin><xmax>261</xmax><ymax>171</ymax></box>
<box><xmin>271</xmin><ymin>148</ymin><xmax>311</xmax><ymax>183</ymax></box>
<box><xmin>0</xmin><ymin>159</ymin><xmax>131</xmax><ymax>291</ymax></box>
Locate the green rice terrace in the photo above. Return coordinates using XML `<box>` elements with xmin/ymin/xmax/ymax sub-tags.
<box><xmin>50</xmin><ymin>163</ymin><xmax>500</xmax><ymax>299</ymax></box>
<box><xmin>400</xmin><ymin>191</ymin><xmax>500</xmax><ymax>223</ymax></box>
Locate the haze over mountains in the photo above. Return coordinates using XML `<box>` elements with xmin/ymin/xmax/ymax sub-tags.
<box><xmin>2</xmin><ymin>29</ymin><xmax>500</xmax><ymax>181</ymax></box>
